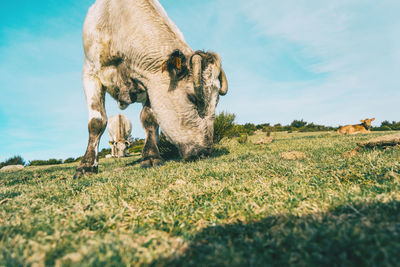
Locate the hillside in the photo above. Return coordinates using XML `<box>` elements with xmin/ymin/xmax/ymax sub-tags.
<box><xmin>1</xmin><ymin>131</ymin><xmax>400</xmax><ymax>266</ymax></box>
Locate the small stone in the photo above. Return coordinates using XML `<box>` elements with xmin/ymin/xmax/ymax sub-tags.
<box><xmin>0</xmin><ymin>165</ymin><xmax>24</xmax><ymax>172</ymax></box>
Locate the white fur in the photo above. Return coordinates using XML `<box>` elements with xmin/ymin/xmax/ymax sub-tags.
<box><xmin>151</xmin><ymin>0</ymin><xmax>186</xmax><ymax>42</ymax></box>
<box><xmin>107</xmin><ymin>114</ymin><xmax>132</xmax><ymax>157</ymax></box>
<box><xmin>80</xmin><ymin>0</ymin><xmax>226</xmax><ymax>161</ymax></box>
<box><xmin>107</xmin><ymin>114</ymin><xmax>132</xmax><ymax>142</ymax></box>
<box><xmin>83</xmin><ymin>64</ymin><xmax>104</xmax><ymax>120</ymax></box>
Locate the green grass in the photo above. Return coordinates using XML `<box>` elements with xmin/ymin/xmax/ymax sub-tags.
<box><xmin>1</xmin><ymin>132</ymin><xmax>399</xmax><ymax>266</ymax></box>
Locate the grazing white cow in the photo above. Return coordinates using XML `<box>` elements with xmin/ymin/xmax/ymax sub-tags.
<box><xmin>107</xmin><ymin>114</ymin><xmax>132</xmax><ymax>158</ymax></box>
<box><xmin>74</xmin><ymin>0</ymin><xmax>228</xmax><ymax>178</ymax></box>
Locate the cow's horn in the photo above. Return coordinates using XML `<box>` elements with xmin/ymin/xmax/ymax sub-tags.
<box><xmin>218</xmin><ymin>69</ymin><xmax>228</xmax><ymax>96</ymax></box>
<box><xmin>191</xmin><ymin>54</ymin><xmax>203</xmax><ymax>101</ymax></box>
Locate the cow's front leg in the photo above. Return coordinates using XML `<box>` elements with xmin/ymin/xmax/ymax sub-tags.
<box><xmin>74</xmin><ymin>70</ymin><xmax>107</xmax><ymax>179</ymax></box>
<box><xmin>140</xmin><ymin>105</ymin><xmax>163</xmax><ymax>168</ymax></box>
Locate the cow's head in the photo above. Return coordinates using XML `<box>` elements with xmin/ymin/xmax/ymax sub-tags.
<box><xmin>361</xmin><ymin>118</ymin><xmax>375</xmax><ymax>130</ymax></box>
<box><xmin>109</xmin><ymin>140</ymin><xmax>131</xmax><ymax>158</ymax></box>
<box><xmin>159</xmin><ymin>49</ymin><xmax>228</xmax><ymax>160</ymax></box>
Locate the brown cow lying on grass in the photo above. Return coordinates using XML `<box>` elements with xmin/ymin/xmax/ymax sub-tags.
<box><xmin>337</xmin><ymin>118</ymin><xmax>375</xmax><ymax>135</ymax></box>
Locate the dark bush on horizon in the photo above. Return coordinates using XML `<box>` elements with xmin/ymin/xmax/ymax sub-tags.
<box><xmin>291</xmin><ymin>119</ymin><xmax>308</xmax><ymax>128</ymax></box>
<box><xmin>0</xmin><ymin>155</ymin><xmax>25</xmax><ymax>168</ymax></box>
<box><xmin>98</xmin><ymin>148</ymin><xmax>112</xmax><ymax>159</ymax></box>
<box><xmin>372</xmin><ymin>120</ymin><xmax>400</xmax><ymax>131</ymax></box>
<box><xmin>29</xmin><ymin>159</ymin><xmax>62</xmax><ymax>166</ymax></box>
<box><xmin>128</xmin><ymin>138</ymin><xmax>145</xmax><ymax>154</ymax></box>
<box><xmin>64</xmin><ymin>158</ymin><xmax>76</xmax><ymax>164</ymax></box>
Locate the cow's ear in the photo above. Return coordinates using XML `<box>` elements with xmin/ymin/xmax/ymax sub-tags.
<box><xmin>360</xmin><ymin>120</ymin><xmax>364</xmax><ymax>123</ymax></box>
<box><xmin>163</xmin><ymin>50</ymin><xmax>189</xmax><ymax>91</ymax></box>
<box><xmin>109</xmin><ymin>141</ymin><xmax>114</xmax><ymax>145</ymax></box>
<box><xmin>371</xmin><ymin>118</ymin><xmax>375</xmax><ymax>121</ymax></box>
<box><xmin>163</xmin><ymin>50</ymin><xmax>188</xmax><ymax>81</ymax></box>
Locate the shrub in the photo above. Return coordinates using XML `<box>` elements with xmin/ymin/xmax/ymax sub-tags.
<box><xmin>392</xmin><ymin>123</ymin><xmax>400</xmax><ymax>130</ymax></box>
<box><xmin>372</xmin><ymin>126</ymin><xmax>392</xmax><ymax>131</ymax></box>
<box><xmin>381</xmin><ymin>126</ymin><xmax>393</xmax><ymax>131</ymax></box>
<box><xmin>64</xmin><ymin>158</ymin><xmax>76</xmax><ymax>164</ymax></box>
<box><xmin>213</xmin><ymin>112</ymin><xmax>236</xmax><ymax>143</ymax></box>
<box><xmin>373</xmin><ymin>121</ymin><xmax>400</xmax><ymax>131</ymax></box>
<box><xmin>273</xmin><ymin>124</ymin><xmax>285</xmax><ymax>132</ymax></box>
<box><xmin>128</xmin><ymin>138</ymin><xmax>145</xmax><ymax>154</ymax></box>
<box><xmin>1</xmin><ymin>155</ymin><xmax>25</xmax><ymax>167</ymax></box>
<box><xmin>29</xmin><ymin>159</ymin><xmax>62</xmax><ymax>166</ymax></box>
<box><xmin>291</xmin><ymin>119</ymin><xmax>307</xmax><ymax>128</ymax></box>
<box><xmin>130</xmin><ymin>145</ymin><xmax>144</xmax><ymax>154</ymax></box>
<box><xmin>256</xmin><ymin>123</ymin><xmax>270</xmax><ymax>130</ymax></box>
<box><xmin>98</xmin><ymin>148</ymin><xmax>112</xmax><ymax>158</ymax></box>
<box><xmin>238</xmin><ymin>134</ymin><xmax>248</xmax><ymax>144</ymax></box>
<box><xmin>243</xmin><ymin>123</ymin><xmax>257</xmax><ymax>133</ymax></box>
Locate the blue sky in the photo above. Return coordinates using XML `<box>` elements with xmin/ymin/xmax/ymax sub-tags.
<box><xmin>0</xmin><ymin>0</ymin><xmax>399</xmax><ymax>162</ymax></box>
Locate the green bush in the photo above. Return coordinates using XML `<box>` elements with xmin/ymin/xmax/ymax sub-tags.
<box><xmin>238</xmin><ymin>134</ymin><xmax>248</xmax><ymax>144</ymax></box>
<box><xmin>64</xmin><ymin>158</ymin><xmax>76</xmax><ymax>164</ymax></box>
<box><xmin>273</xmin><ymin>124</ymin><xmax>285</xmax><ymax>132</ymax></box>
<box><xmin>98</xmin><ymin>148</ymin><xmax>112</xmax><ymax>158</ymax></box>
<box><xmin>213</xmin><ymin>112</ymin><xmax>236</xmax><ymax>143</ymax></box>
<box><xmin>256</xmin><ymin>123</ymin><xmax>270</xmax><ymax>130</ymax></box>
<box><xmin>372</xmin><ymin>126</ymin><xmax>392</xmax><ymax>131</ymax></box>
<box><xmin>0</xmin><ymin>155</ymin><xmax>25</xmax><ymax>167</ymax></box>
<box><xmin>128</xmin><ymin>138</ymin><xmax>145</xmax><ymax>154</ymax></box>
<box><xmin>130</xmin><ymin>145</ymin><xmax>144</xmax><ymax>154</ymax></box>
<box><xmin>29</xmin><ymin>159</ymin><xmax>62</xmax><ymax>166</ymax></box>
<box><xmin>373</xmin><ymin>121</ymin><xmax>400</xmax><ymax>131</ymax></box>
<box><xmin>291</xmin><ymin>119</ymin><xmax>307</xmax><ymax>128</ymax></box>
<box><xmin>233</xmin><ymin>123</ymin><xmax>257</xmax><ymax>136</ymax></box>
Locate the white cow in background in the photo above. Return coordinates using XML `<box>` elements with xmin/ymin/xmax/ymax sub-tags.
<box><xmin>107</xmin><ymin>114</ymin><xmax>132</xmax><ymax>158</ymax></box>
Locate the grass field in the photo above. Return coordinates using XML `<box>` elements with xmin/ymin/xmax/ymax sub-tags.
<box><xmin>1</xmin><ymin>131</ymin><xmax>400</xmax><ymax>266</ymax></box>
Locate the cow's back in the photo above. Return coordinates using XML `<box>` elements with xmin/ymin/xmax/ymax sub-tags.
<box><xmin>338</xmin><ymin>124</ymin><xmax>369</xmax><ymax>135</ymax></box>
<box><xmin>83</xmin><ymin>0</ymin><xmax>190</xmax><ymax>68</ymax></box>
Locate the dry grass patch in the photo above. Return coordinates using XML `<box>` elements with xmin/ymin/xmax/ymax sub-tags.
<box><xmin>253</xmin><ymin>137</ymin><xmax>274</xmax><ymax>145</ymax></box>
<box><xmin>280</xmin><ymin>151</ymin><xmax>307</xmax><ymax>160</ymax></box>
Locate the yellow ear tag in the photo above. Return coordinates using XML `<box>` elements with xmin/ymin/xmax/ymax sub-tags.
<box><xmin>176</xmin><ymin>58</ymin><xmax>182</xmax><ymax>70</ymax></box>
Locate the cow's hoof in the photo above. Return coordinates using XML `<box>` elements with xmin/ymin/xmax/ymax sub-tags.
<box><xmin>73</xmin><ymin>166</ymin><xmax>98</xmax><ymax>179</ymax></box>
<box><xmin>141</xmin><ymin>157</ymin><xmax>164</xmax><ymax>168</ymax></box>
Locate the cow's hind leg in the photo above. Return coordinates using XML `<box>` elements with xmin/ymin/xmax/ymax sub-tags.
<box><xmin>140</xmin><ymin>105</ymin><xmax>163</xmax><ymax>168</ymax></box>
<box><xmin>74</xmin><ymin>67</ymin><xmax>107</xmax><ymax>179</ymax></box>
